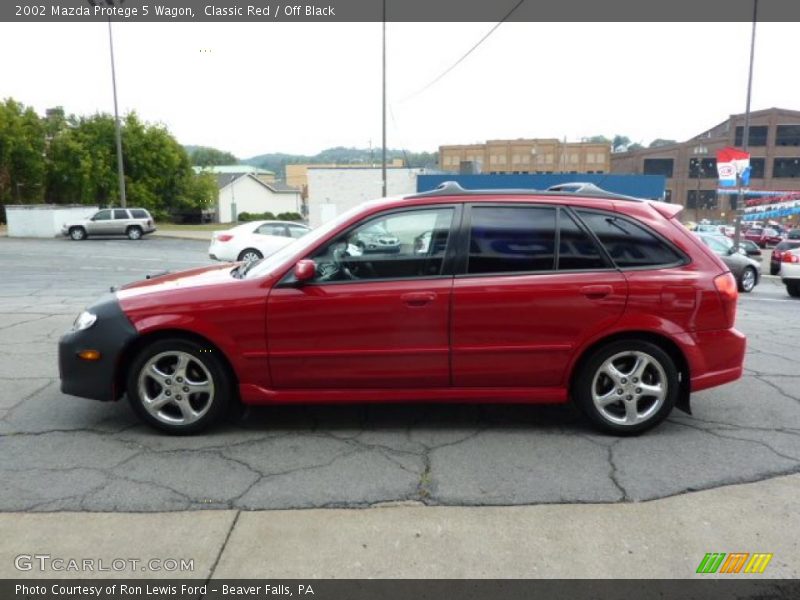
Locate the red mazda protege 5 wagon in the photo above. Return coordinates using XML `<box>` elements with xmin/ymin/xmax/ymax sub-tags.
<box><xmin>59</xmin><ymin>183</ymin><xmax>745</xmax><ymax>435</ymax></box>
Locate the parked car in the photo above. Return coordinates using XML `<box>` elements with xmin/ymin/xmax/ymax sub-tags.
<box><xmin>61</xmin><ymin>208</ymin><xmax>155</xmax><ymax>241</ymax></box>
<box><xmin>349</xmin><ymin>222</ymin><xmax>401</xmax><ymax>254</ymax></box>
<box><xmin>208</xmin><ymin>220</ymin><xmax>311</xmax><ymax>263</ymax></box>
<box><xmin>743</xmin><ymin>226</ymin><xmax>782</xmax><ymax>248</ymax></box>
<box><xmin>59</xmin><ymin>182</ymin><xmax>746</xmax><ymax>436</ymax></box>
<box><xmin>787</xmin><ymin>229</ymin><xmax>800</xmax><ymax>240</ymax></box>
<box><xmin>695</xmin><ymin>224</ymin><xmax>721</xmax><ymax>234</ymax></box>
<box><xmin>770</xmin><ymin>240</ymin><xmax>800</xmax><ymax>275</ymax></box>
<box><xmin>779</xmin><ymin>247</ymin><xmax>800</xmax><ymax>297</ymax></box>
<box><xmin>695</xmin><ymin>234</ymin><xmax>760</xmax><ymax>292</ymax></box>
<box><xmin>736</xmin><ymin>239</ymin><xmax>763</xmax><ymax>261</ymax></box>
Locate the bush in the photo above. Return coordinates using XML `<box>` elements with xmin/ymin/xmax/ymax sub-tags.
<box><xmin>276</xmin><ymin>212</ymin><xmax>304</xmax><ymax>222</ymax></box>
<box><xmin>238</xmin><ymin>211</ymin><xmax>276</xmax><ymax>222</ymax></box>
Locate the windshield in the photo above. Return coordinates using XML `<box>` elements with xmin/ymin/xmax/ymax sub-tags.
<box><xmin>243</xmin><ymin>204</ymin><xmax>367</xmax><ymax>279</ymax></box>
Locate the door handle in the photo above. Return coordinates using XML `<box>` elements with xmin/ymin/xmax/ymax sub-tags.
<box><xmin>401</xmin><ymin>292</ymin><xmax>437</xmax><ymax>307</ymax></box>
<box><xmin>580</xmin><ymin>285</ymin><xmax>613</xmax><ymax>299</ymax></box>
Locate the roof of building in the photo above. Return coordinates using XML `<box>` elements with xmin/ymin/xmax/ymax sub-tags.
<box><xmin>193</xmin><ymin>165</ymin><xmax>275</xmax><ymax>175</ymax></box>
<box><xmin>217</xmin><ymin>173</ymin><xmax>300</xmax><ymax>194</ymax></box>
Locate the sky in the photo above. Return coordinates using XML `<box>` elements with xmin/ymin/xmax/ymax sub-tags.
<box><xmin>1</xmin><ymin>21</ymin><xmax>799</xmax><ymax>158</ymax></box>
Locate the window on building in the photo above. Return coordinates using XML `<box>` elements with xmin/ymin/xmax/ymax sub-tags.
<box><xmin>664</xmin><ymin>189</ymin><xmax>673</xmax><ymax>203</ymax></box>
<box><xmin>577</xmin><ymin>211</ymin><xmax>683</xmax><ymax>268</ymax></box>
<box><xmin>734</xmin><ymin>125</ymin><xmax>768</xmax><ymax>146</ymax></box>
<box><xmin>775</xmin><ymin>125</ymin><xmax>800</xmax><ymax>146</ymax></box>
<box><xmin>773</xmin><ymin>157</ymin><xmax>800</xmax><ymax>178</ymax></box>
<box><xmin>686</xmin><ymin>190</ymin><xmax>719</xmax><ymax>210</ymax></box>
<box><xmin>688</xmin><ymin>158</ymin><xmax>717</xmax><ymax>179</ymax></box>
<box><xmin>467</xmin><ymin>206</ymin><xmax>556</xmax><ymax>274</ymax></box>
<box><xmin>749</xmin><ymin>158</ymin><xmax>765</xmax><ymax>179</ymax></box>
<box><xmin>643</xmin><ymin>158</ymin><xmax>674</xmax><ymax>178</ymax></box>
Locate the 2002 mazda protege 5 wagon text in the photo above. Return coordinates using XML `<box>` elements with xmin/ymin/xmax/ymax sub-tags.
<box><xmin>59</xmin><ymin>183</ymin><xmax>746</xmax><ymax>435</ymax></box>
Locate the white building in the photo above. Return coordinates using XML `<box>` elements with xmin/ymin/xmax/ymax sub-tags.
<box><xmin>306</xmin><ymin>167</ymin><xmax>427</xmax><ymax>227</ymax></box>
<box><xmin>215</xmin><ymin>174</ymin><xmax>302</xmax><ymax>223</ymax></box>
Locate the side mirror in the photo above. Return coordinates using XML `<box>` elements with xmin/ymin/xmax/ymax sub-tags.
<box><xmin>294</xmin><ymin>259</ymin><xmax>316</xmax><ymax>283</ymax></box>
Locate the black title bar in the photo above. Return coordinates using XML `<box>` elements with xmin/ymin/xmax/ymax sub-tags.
<box><xmin>3</xmin><ymin>0</ymin><xmax>800</xmax><ymax>22</ymax></box>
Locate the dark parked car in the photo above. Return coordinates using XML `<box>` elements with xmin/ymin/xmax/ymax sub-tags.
<box><xmin>744</xmin><ymin>227</ymin><xmax>782</xmax><ymax>248</ymax></box>
<box><xmin>696</xmin><ymin>234</ymin><xmax>761</xmax><ymax>292</ymax></box>
<box><xmin>771</xmin><ymin>240</ymin><xmax>800</xmax><ymax>275</ymax></box>
<box><xmin>735</xmin><ymin>239</ymin><xmax>763</xmax><ymax>261</ymax></box>
<box><xmin>59</xmin><ymin>183</ymin><xmax>746</xmax><ymax>436</ymax></box>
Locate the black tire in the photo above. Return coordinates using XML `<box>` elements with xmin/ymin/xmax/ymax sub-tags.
<box><xmin>126</xmin><ymin>338</ymin><xmax>232</xmax><ymax>435</ymax></box>
<box><xmin>770</xmin><ymin>264</ymin><xmax>780</xmax><ymax>276</ymax></box>
<box><xmin>738</xmin><ymin>266</ymin><xmax>757</xmax><ymax>293</ymax></box>
<box><xmin>69</xmin><ymin>227</ymin><xmax>86</xmax><ymax>241</ymax></box>
<box><xmin>787</xmin><ymin>282</ymin><xmax>800</xmax><ymax>298</ymax></box>
<box><xmin>237</xmin><ymin>248</ymin><xmax>263</xmax><ymax>262</ymax></box>
<box><xmin>573</xmin><ymin>339</ymin><xmax>679</xmax><ymax>436</ymax></box>
<box><xmin>126</xmin><ymin>226</ymin><xmax>143</xmax><ymax>240</ymax></box>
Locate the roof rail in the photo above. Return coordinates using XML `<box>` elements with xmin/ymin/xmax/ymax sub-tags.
<box><xmin>406</xmin><ymin>180</ymin><xmax>646</xmax><ymax>202</ymax></box>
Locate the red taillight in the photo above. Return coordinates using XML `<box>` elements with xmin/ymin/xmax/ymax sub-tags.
<box><xmin>714</xmin><ymin>272</ymin><xmax>738</xmax><ymax>326</ymax></box>
<box><xmin>217</xmin><ymin>234</ymin><xmax>234</xmax><ymax>242</ymax></box>
<box><xmin>783</xmin><ymin>252</ymin><xmax>800</xmax><ymax>263</ymax></box>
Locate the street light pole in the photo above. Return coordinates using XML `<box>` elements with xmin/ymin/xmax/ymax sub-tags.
<box><xmin>733</xmin><ymin>0</ymin><xmax>758</xmax><ymax>249</ymax></box>
<box><xmin>381</xmin><ymin>0</ymin><xmax>387</xmax><ymax>197</ymax></box>
<box><xmin>108</xmin><ymin>17</ymin><xmax>127</xmax><ymax>208</ymax></box>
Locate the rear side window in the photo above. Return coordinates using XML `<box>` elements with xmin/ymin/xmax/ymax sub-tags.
<box><xmin>577</xmin><ymin>211</ymin><xmax>683</xmax><ymax>268</ymax></box>
<box><xmin>467</xmin><ymin>206</ymin><xmax>555</xmax><ymax>274</ymax></box>
<box><xmin>129</xmin><ymin>209</ymin><xmax>148</xmax><ymax>219</ymax></box>
<box><xmin>113</xmin><ymin>209</ymin><xmax>129</xmax><ymax>219</ymax></box>
<box><xmin>558</xmin><ymin>209</ymin><xmax>606</xmax><ymax>270</ymax></box>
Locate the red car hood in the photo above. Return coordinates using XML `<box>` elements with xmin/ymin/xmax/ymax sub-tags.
<box><xmin>116</xmin><ymin>264</ymin><xmax>237</xmax><ymax>300</ymax></box>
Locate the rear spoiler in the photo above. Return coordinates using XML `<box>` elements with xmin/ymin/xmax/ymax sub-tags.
<box><xmin>649</xmin><ymin>202</ymin><xmax>683</xmax><ymax>220</ymax></box>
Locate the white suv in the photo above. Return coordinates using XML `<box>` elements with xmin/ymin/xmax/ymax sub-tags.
<box><xmin>62</xmin><ymin>208</ymin><xmax>156</xmax><ymax>241</ymax></box>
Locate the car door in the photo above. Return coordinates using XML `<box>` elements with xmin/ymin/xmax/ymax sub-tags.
<box><xmin>451</xmin><ymin>203</ymin><xmax>628</xmax><ymax>388</ymax></box>
<box><xmin>113</xmin><ymin>209</ymin><xmax>130</xmax><ymax>235</ymax></box>
<box><xmin>267</xmin><ymin>206</ymin><xmax>458</xmax><ymax>389</ymax></box>
<box><xmin>87</xmin><ymin>209</ymin><xmax>113</xmax><ymax>235</ymax></box>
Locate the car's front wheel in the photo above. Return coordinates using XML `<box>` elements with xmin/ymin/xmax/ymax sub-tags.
<box><xmin>127</xmin><ymin>338</ymin><xmax>232</xmax><ymax>434</ymax></box>
<box><xmin>574</xmin><ymin>340</ymin><xmax>678</xmax><ymax>436</ymax></box>
<box><xmin>69</xmin><ymin>227</ymin><xmax>86</xmax><ymax>241</ymax></box>
<box><xmin>739</xmin><ymin>266</ymin><xmax>757</xmax><ymax>293</ymax></box>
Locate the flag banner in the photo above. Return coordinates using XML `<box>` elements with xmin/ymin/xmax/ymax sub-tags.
<box><xmin>715</xmin><ymin>147</ymin><xmax>750</xmax><ymax>187</ymax></box>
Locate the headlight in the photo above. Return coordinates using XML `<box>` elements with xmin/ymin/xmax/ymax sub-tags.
<box><xmin>73</xmin><ymin>311</ymin><xmax>97</xmax><ymax>331</ymax></box>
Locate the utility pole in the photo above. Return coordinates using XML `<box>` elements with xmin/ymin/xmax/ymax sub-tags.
<box><xmin>108</xmin><ymin>17</ymin><xmax>127</xmax><ymax>208</ymax></box>
<box><xmin>381</xmin><ymin>0</ymin><xmax>387</xmax><ymax>197</ymax></box>
<box><xmin>733</xmin><ymin>0</ymin><xmax>758</xmax><ymax>249</ymax></box>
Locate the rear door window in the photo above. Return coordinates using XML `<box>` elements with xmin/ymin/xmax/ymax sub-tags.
<box><xmin>558</xmin><ymin>209</ymin><xmax>607</xmax><ymax>270</ymax></box>
<box><xmin>577</xmin><ymin>211</ymin><xmax>683</xmax><ymax>268</ymax></box>
<box><xmin>467</xmin><ymin>206</ymin><xmax>556</xmax><ymax>274</ymax></box>
<box><xmin>113</xmin><ymin>209</ymin><xmax>129</xmax><ymax>219</ymax></box>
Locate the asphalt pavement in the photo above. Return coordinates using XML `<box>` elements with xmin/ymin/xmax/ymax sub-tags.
<box><xmin>0</xmin><ymin>236</ymin><xmax>799</xmax><ymax>512</ymax></box>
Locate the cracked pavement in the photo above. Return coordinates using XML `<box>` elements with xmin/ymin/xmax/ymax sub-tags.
<box><xmin>1</xmin><ymin>236</ymin><xmax>799</xmax><ymax>512</ymax></box>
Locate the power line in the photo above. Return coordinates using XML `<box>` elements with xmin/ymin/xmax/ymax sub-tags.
<box><xmin>400</xmin><ymin>0</ymin><xmax>526</xmax><ymax>102</ymax></box>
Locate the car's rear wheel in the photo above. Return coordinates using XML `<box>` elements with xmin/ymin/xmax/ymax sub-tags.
<box><xmin>574</xmin><ymin>340</ymin><xmax>678</xmax><ymax>436</ymax></box>
<box><xmin>69</xmin><ymin>227</ymin><xmax>86</xmax><ymax>241</ymax></box>
<box><xmin>127</xmin><ymin>226</ymin><xmax>143</xmax><ymax>240</ymax></box>
<box><xmin>127</xmin><ymin>338</ymin><xmax>232</xmax><ymax>434</ymax></box>
<box><xmin>237</xmin><ymin>248</ymin><xmax>263</xmax><ymax>263</ymax></box>
<box><xmin>787</xmin><ymin>281</ymin><xmax>800</xmax><ymax>298</ymax></box>
<box><xmin>739</xmin><ymin>266</ymin><xmax>757</xmax><ymax>293</ymax></box>
<box><xmin>770</xmin><ymin>264</ymin><xmax>780</xmax><ymax>276</ymax></box>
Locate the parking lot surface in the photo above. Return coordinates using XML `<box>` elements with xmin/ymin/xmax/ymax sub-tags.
<box><xmin>1</xmin><ymin>236</ymin><xmax>799</xmax><ymax>511</ymax></box>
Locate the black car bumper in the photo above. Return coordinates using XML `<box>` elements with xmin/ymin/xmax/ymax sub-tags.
<box><xmin>58</xmin><ymin>294</ymin><xmax>138</xmax><ymax>401</ymax></box>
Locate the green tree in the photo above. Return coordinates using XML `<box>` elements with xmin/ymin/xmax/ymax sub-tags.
<box><xmin>189</xmin><ymin>146</ymin><xmax>238</xmax><ymax>166</ymax></box>
<box><xmin>0</xmin><ymin>98</ymin><xmax>46</xmax><ymax>204</ymax></box>
<box><xmin>612</xmin><ymin>135</ymin><xmax>631</xmax><ymax>152</ymax></box>
<box><xmin>586</xmin><ymin>135</ymin><xmax>612</xmax><ymax>145</ymax></box>
<box><xmin>649</xmin><ymin>138</ymin><xmax>678</xmax><ymax>148</ymax></box>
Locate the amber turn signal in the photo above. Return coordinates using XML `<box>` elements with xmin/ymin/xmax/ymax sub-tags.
<box><xmin>77</xmin><ymin>350</ymin><xmax>101</xmax><ymax>361</ymax></box>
